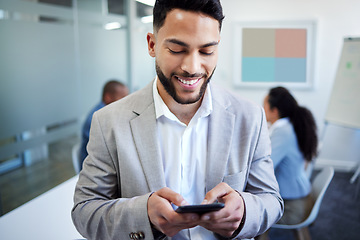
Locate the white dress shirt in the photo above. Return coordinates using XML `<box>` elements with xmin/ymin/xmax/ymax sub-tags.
<box><xmin>153</xmin><ymin>79</ymin><xmax>217</xmax><ymax>239</ymax></box>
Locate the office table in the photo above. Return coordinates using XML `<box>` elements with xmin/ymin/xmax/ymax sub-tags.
<box><xmin>0</xmin><ymin>175</ymin><xmax>84</xmax><ymax>240</ymax></box>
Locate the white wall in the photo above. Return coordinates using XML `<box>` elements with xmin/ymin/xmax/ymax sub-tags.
<box><xmin>215</xmin><ymin>0</ymin><xmax>360</xmax><ymax>127</ymax></box>
<box><xmin>132</xmin><ymin>20</ymin><xmax>156</xmax><ymax>91</ymax></box>
<box><xmin>210</xmin><ymin>0</ymin><xmax>360</xmax><ymax>170</ymax></box>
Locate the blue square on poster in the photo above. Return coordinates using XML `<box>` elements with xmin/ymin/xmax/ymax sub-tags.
<box><xmin>275</xmin><ymin>58</ymin><xmax>306</xmax><ymax>82</ymax></box>
<box><xmin>242</xmin><ymin>57</ymin><xmax>275</xmax><ymax>82</ymax></box>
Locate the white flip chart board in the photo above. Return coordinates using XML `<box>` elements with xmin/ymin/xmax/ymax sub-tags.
<box><xmin>325</xmin><ymin>37</ymin><xmax>360</xmax><ymax>129</ymax></box>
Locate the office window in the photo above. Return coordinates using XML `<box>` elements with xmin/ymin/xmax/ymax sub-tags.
<box><xmin>108</xmin><ymin>0</ymin><xmax>125</xmax><ymax>15</ymax></box>
<box><xmin>39</xmin><ymin>0</ymin><xmax>72</xmax><ymax>7</ymax></box>
<box><xmin>22</xmin><ymin>0</ymin><xmax>73</xmax><ymax>8</ymax></box>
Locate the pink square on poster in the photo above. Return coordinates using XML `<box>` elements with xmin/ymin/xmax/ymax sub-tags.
<box><xmin>275</xmin><ymin>29</ymin><xmax>307</xmax><ymax>58</ymax></box>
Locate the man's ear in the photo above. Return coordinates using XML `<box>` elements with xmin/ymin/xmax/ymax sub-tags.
<box><xmin>147</xmin><ymin>33</ymin><xmax>156</xmax><ymax>57</ymax></box>
<box><xmin>103</xmin><ymin>92</ymin><xmax>111</xmax><ymax>105</ymax></box>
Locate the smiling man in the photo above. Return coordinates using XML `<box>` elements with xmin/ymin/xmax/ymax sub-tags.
<box><xmin>72</xmin><ymin>1</ymin><xmax>283</xmax><ymax>240</ymax></box>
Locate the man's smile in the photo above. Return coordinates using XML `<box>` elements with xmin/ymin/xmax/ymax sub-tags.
<box><xmin>175</xmin><ymin>76</ymin><xmax>202</xmax><ymax>86</ymax></box>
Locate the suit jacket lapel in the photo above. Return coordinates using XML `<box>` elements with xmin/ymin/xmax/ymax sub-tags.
<box><xmin>130</xmin><ymin>82</ymin><xmax>166</xmax><ymax>191</ymax></box>
<box><xmin>206</xmin><ymin>88</ymin><xmax>235</xmax><ymax>192</ymax></box>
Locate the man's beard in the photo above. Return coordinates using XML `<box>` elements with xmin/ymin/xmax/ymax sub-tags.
<box><xmin>156</xmin><ymin>63</ymin><xmax>215</xmax><ymax>105</ymax></box>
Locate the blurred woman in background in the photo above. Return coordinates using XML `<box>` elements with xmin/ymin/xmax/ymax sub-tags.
<box><xmin>263</xmin><ymin>86</ymin><xmax>318</xmax><ymax>225</ymax></box>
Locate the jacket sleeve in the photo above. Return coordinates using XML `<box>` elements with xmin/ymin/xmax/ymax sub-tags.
<box><xmin>235</xmin><ymin>108</ymin><xmax>284</xmax><ymax>239</ymax></box>
<box><xmin>71</xmin><ymin>112</ymin><xmax>155</xmax><ymax>240</ymax></box>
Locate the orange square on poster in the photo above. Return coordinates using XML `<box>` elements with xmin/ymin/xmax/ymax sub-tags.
<box><xmin>275</xmin><ymin>29</ymin><xmax>307</xmax><ymax>58</ymax></box>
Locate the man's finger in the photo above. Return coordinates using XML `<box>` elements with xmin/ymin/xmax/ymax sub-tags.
<box><xmin>201</xmin><ymin>182</ymin><xmax>232</xmax><ymax>204</ymax></box>
<box><xmin>155</xmin><ymin>187</ymin><xmax>189</xmax><ymax>206</ymax></box>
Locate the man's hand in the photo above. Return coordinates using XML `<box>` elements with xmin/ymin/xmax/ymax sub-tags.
<box><xmin>147</xmin><ymin>187</ymin><xmax>200</xmax><ymax>236</ymax></box>
<box><xmin>198</xmin><ymin>182</ymin><xmax>245</xmax><ymax>238</ymax></box>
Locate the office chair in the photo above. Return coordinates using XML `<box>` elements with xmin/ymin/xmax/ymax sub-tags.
<box><xmin>305</xmin><ymin>161</ymin><xmax>314</xmax><ymax>179</ymax></box>
<box><xmin>272</xmin><ymin>166</ymin><xmax>334</xmax><ymax>240</ymax></box>
<box><xmin>71</xmin><ymin>143</ymin><xmax>81</xmax><ymax>174</ymax></box>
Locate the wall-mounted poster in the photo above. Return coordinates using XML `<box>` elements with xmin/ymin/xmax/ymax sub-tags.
<box><xmin>233</xmin><ymin>21</ymin><xmax>316</xmax><ymax>89</ymax></box>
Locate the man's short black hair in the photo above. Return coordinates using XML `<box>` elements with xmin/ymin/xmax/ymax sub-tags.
<box><xmin>102</xmin><ymin>80</ymin><xmax>126</xmax><ymax>100</ymax></box>
<box><xmin>153</xmin><ymin>0</ymin><xmax>225</xmax><ymax>32</ymax></box>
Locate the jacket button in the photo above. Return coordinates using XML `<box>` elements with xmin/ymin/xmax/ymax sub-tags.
<box><xmin>129</xmin><ymin>232</ymin><xmax>144</xmax><ymax>239</ymax></box>
<box><xmin>129</xmin><ymin>232</ymin><xmax>137</xmax><ymax>239</ymax></box>
<box><xmin>138</xmin><ymin>231</ymin><xmax>145</xmax><ymax>239</ymax></box>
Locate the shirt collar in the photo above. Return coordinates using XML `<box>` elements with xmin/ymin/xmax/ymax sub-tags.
<box><xmin>269</xmin><ymin>117</ymin><xmax>290</xmax><ymax>135</ymax></box>
<box><xmin>152</xmin><ymin>77</ymin><xmax>213</xmax><ymax>122</ymax></box>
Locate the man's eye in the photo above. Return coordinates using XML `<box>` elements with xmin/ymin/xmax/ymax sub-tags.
<box><xmin>200</xmin><ymin>51</ymin><xmax>214</xmax><ymax>56</ymax></box>
<box><xmin>168</xmin><ymin>49</ymin><xmax>184</xmax><ymax>54</ymax></box>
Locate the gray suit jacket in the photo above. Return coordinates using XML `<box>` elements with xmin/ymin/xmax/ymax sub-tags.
<box><xmin>72</xmin><ymin>81</ymin><xmax>283</xmax><ymax>240</ymax></box>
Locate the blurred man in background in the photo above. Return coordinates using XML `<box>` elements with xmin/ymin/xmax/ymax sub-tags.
<box><xmin>79</xmin><ymin>80</ymin><xmax>128</xmax><ymax>169</ymax></box>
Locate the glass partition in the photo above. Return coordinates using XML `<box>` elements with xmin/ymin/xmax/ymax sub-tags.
<box><xmin>0</xmin><ymin>0</ymin><xmax>154</xmax><ymax>216</ymax></box>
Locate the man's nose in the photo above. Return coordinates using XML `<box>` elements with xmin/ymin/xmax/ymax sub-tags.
<box><xmin>181</xmin><ymin>53</ymin><xmax>202</xmax><ymax>75</ymax></box>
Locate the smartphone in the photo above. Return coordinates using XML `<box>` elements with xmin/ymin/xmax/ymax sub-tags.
<box><xmin>175</xmin><ymin>203</ymin><xmax>225</xmax><ymax>214</ymax></box>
